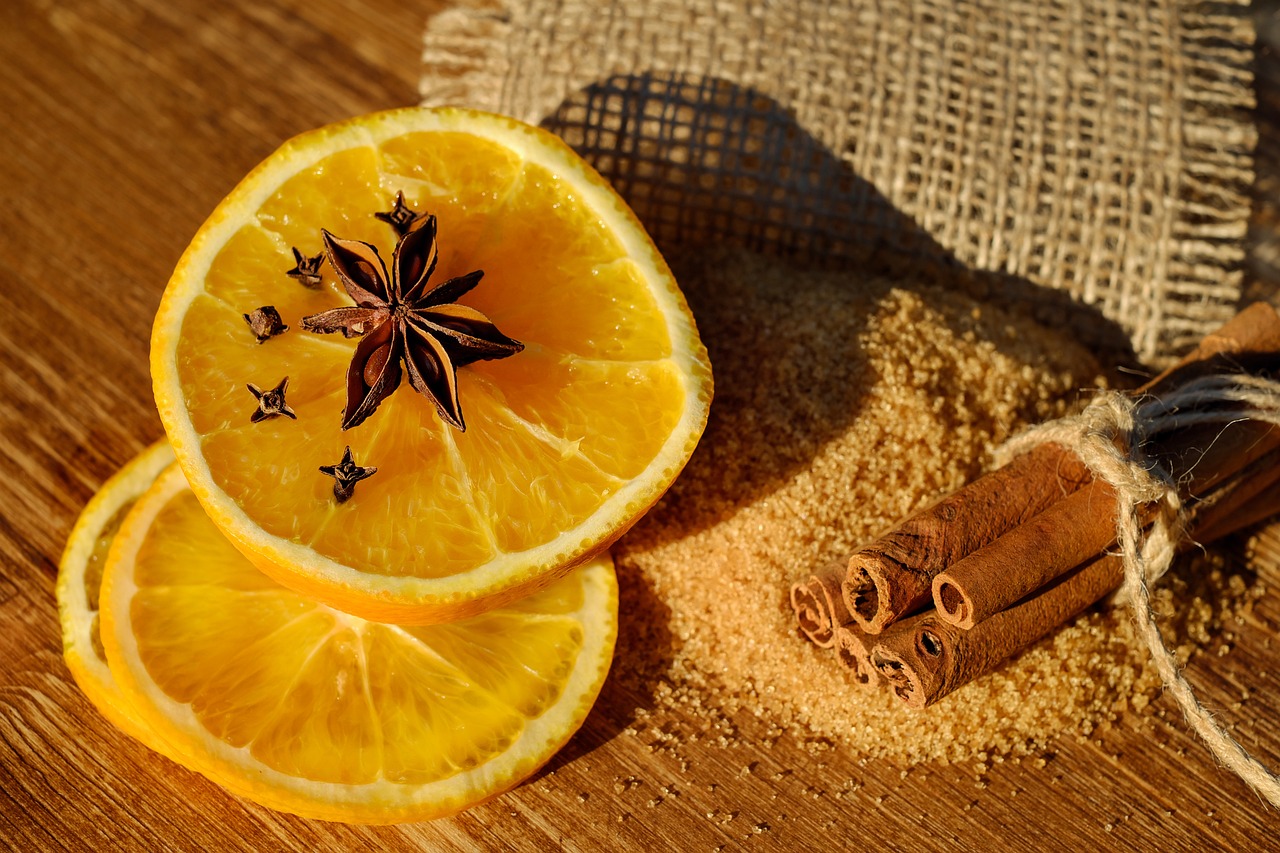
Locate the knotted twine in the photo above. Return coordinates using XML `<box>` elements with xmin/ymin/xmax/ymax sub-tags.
<box><xmin>995</xmin><ymin>373</ymin><xmax>1280</xmax><ymax>806</ymax></box>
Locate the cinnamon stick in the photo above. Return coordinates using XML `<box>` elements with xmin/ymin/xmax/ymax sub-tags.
<box><xmin>932</xmin><ymin>417</ymin><xmax>1280</xmax><ymax>629</ymax></box>
<box><xmin>872</xmin><ymin>555</ymin><xmax>1123</xmax><ymax>709</ymax></box>
<box><xmin>833</xmin><ymin>624</ymin><xmax>881</xmax><ymax>689</ymax></box>
<box><xmin>871</xmin><ymin>461</ymin><xmax>1280</xmax><ymax>708</ymax></box>
<box><xmin>929</xmin><ymin>479</ymin><xmax>1124</xmax><ymax>629</ymax></box>
<box><xmin>1143</xmin><ymin>302</ymin><xmax>1280</xmax><ymax>392</ymax></box>
<box><xmin>844</xmin><ymin>302</ymin><xmax>1280</xmax><ymax>636</ymax></box>
<box><xmin>791</xmin><ymin>563</ymin><xmax>851</xmax><ymax>648</ymax></box>
<box><xmin>1190</xmin><ymin>448</ymin><xmax>1280</xmax><ymax>544</ymax></box>
<box><xmin>841</xmin><ymin>442</ymin><xmax>1092</xmax><ymax>633</ymax></box>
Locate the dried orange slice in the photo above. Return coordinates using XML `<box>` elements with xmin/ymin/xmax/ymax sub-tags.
<box><xmin>55</xmin><ymin>439</ymin><xmax>174</xmax><ymax>748</ymax></box>
<box><xmin>100</xmin><ymin>463</ymin><xmax>617</xmax><ymax>824</ymax></box>
<box><xmin>151</xmin><ymin>107</ymin><xmax>711</xmax><ymax>622</ymax></box>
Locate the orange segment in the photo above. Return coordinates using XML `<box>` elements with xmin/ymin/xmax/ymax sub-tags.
<box><xmin>363</xmin><ymin>624</ymin><xmax>527</xmax><ymax>784</ymax></box>
<box><xmin>151</xmin><ymin>107</ymin><xmax>712</xmax><ymax>622</ymax></box>
<box><xmin>450</xmin><ymin>387</ymin><xmax>624</xmax><ymax>554</ymax></box>
<box><xmin>176</xmin><ymin>295</ymin><xmax>349</xmax><ymax>434</ymax></box>
<box><xmin>472</xmin><ymin>348</ymin><xmax>688</xmax><ymax>479</ymax></box>
<box><xmin>257</xmin><ymin>146</ymin><xmax>388</xmax><ymax>249</ymax></box>
<box><xmin>246</xmin><ymin>624</ymin><xmax>383</xmax><ymax>784</ymax></box>
<box><xmin>197</xmin><ymin>421</ymin><xmax>343</xmax><ymax>544</ymax></box>
<box><xmin>306</xmin><ymin>390</ymin><xmax>499</xmax><ymax>578</ymax></box>
<box><xmin>461</xmin><ymin>163</ymin><xmax>673</xmax><ymax>360</ymax></box>
<box><xmin>203</xmin><ymin>223</ymin><xmax>346</xmax><ymax>314</ymax></box>
<box><xmin>377</xmin><ymin>131</ymin><xmax>524</xmax><ymax>281</ymax></box>
<box><xmin>129</xmin><ymin>586</ymin><xmax>316</xmax><ymax>708</ymax></box>
<box><xmin>468</xmin><ymin>256</ymin><xmax>674</xmax><ymax>361</ymax></box>
<box><xmin>100</xmin><ymin>464</ymin><xmax>617</xmax><ymax>823</ymax></box>
<box><xmin>400</xmin><ymin>609</ymin><xmax>584</xmax><ymax>718</ymax></box>
<box><xmin>378</xmin><ymin>130</ymin><xmax>524</xmax><ymax>208</ymax></box>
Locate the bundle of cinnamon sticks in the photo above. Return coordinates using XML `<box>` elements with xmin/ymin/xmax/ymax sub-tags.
<box><xmin>791</xmin><ymin>302</ymin><xmax>1280</xmax><ymax>708</ymax></box>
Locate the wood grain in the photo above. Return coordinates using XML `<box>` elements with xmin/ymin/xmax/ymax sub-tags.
<box><xmin>3</xmin><ymin>0</ymin><xmax>1280</xmax><ymax>849</ymax></box>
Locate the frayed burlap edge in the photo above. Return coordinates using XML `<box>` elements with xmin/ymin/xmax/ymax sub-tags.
<box><xmin>420</xmin><ymin>0</ymin><xmax>1257</xmax><ymax>366</ymax></box>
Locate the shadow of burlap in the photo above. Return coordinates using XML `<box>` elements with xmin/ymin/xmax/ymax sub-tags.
<box><xmin>542</xmin><ymin>72</ymin><xmax>1136</xmax><ymax>523</ymax></box>
<box><xmin>541</xmin><ymin>72</ymin><xmax>1135</xmax><ymax>356</ymax></box>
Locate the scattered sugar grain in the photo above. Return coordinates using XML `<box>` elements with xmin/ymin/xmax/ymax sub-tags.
<box><xmin>612</xmin><ymin>246</ymin><xmax>1258</xmax><ymax>764</ymax></box>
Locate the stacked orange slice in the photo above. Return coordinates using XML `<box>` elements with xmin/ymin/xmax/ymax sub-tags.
<box><xmin>57</xmin><ymin>107</ymin><xmax>712</xmax><ymax>822</ymax></box>
<box><xmin>151</xmin><ymin>107</ymin><xmax>712</xmax><ymax>623</ymax></box>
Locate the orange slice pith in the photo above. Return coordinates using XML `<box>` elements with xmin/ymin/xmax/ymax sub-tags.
<box><xmin>151</xmin><ymin>107</ymin><xmax>711</xmax><ymax>623</ymax></box>
<box><xmin>55</xmin><ymin>439</ymin><xmax>175</xmax><ymax>749</ymax></box>
<box><xmin>99</xmin><ymin>463</ymin><xmax>618</xmax><ymax>824</ymax></box>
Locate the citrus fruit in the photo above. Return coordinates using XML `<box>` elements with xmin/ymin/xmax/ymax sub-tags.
<box><xmin>150</xmin><ymin>106</ymin><xmax>712</xmax><ymax>623</ymax></box>
<box><xmin>99</xmin><ymin>463</ymin><xmax>618</xmax><ymax>824</ymax></box>
<box><xmin>56</xmin><ymin>439</ymin><xmax>174</xmax><ymax>747</ymax></box>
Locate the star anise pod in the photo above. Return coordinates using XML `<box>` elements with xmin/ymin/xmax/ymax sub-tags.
<box><xmin>300</xmin><ymin>213</ymin><xmax>523</xmax><ymax>431</ymax></box>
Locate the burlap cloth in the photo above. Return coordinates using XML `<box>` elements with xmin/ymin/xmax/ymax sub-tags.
<box><xmin>420</xmin><ymin>0</ymin><xmax>1256</xmax><ymax>365</ymax></box>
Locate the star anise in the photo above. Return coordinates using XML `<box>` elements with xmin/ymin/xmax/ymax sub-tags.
<box><xmin>374</xmin><ymin>191</ymin><xmax>420</xmax><ymax>237</ymax></box>
<box><xmin>319</xmin><ymin>446</ymin><xmax>377</xmax><ymax>503</ymax></box>
<box><xmin>286</xmin><ymin>247</ymin><xmax>325</xmax><ymax>288</ymax></box>
<box><xmin>300</xmin><ymin>213</ymin><xmax>522</xmax><ymax>431</ymax></box>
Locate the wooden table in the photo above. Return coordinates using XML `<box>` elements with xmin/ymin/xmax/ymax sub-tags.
<box><xmin>4</xmin><ymin>1</ymin><xmax>1280</xmax><ymax>849</ymax></box>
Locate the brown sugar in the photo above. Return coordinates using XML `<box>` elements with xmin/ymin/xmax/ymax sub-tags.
<box><xmin>611</xmin><ymin>246</ymin><xmax>1255</xmax><ymax>763</ymax></box>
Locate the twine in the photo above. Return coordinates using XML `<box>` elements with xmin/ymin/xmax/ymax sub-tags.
<box><xmin>996</xmin><ymin>375</ymin><xmax>1280</xmax><ymax>807</ymax></box>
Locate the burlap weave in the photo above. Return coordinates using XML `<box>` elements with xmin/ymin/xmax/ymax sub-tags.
<box><xmin>421</xmin><ymin>0</ymin><xmax>1257</xmax><ymax>364</ymax></box>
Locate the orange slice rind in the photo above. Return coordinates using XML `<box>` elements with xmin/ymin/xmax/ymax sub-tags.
<box><xmin>56</xmin><ymin>439</ymin><xmax>175</xmax><ymax>748</ymax></box>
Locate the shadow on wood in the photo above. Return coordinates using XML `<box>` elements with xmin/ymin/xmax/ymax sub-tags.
<box><xmin>536</xmin><ymin>71</ymin><xmax>1138</xmax><ymax>744</ymax></box>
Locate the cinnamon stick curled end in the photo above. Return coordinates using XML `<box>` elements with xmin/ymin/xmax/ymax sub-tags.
<box><xmin>873</xmin><ymin>555</ymin><xmax>1129</xmax><ymax>708</ymax></box>
<box><xmin>932</xmin><ymin>576</ymin><xmax>974</xmax><ymax>629</ymax></box>
<box><xmin>790</xmin><ymin>567</ymin><xmax>850</xmax><ymax>648</ymax></box>
<box><xmin>842</xmin><ymin>554</ymin><xmax>914</xmax><ymax>634</ymax></box>
<box><xmin>869</xmin><ymin>614</ymin><xmax>953</xmax><ymax>709</ymax></box>
<box><xmin>834</xmin><ymin>625</ymin><xmax>882</xmax><ymax>689</ymax></box>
